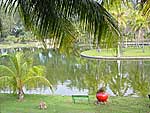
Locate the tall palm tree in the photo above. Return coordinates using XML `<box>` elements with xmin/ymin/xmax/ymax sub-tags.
<box><xmin>0</xmin><ymin>53</ymin><xmax>52</xmax><ymax>100</ymax></box>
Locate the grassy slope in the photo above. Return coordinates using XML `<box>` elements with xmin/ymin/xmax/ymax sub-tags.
<box><xmin>0</xmin><ymin>94</ymin><xmax>149</xmax><ymax>113</ymax></box>
<box><xmin>82</xmin><ymin>47</ymin><xmax>150</xmax><ymax>57</ymax></box>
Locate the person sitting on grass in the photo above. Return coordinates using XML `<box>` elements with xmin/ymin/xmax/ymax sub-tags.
<box><xmin>96</xmin><ymin>87</ymin><xmax>108</xmax><ymax>105</ymax></box>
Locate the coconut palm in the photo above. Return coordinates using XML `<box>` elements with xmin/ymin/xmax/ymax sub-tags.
<box><xmin>1</xmin><ymin>0</ymin><xmax>149</xmax><ymax>49</ymax></box>
<box><xmin>0</xmin><ymin>53</ymin><xmax>52</xmax><ymax>100</ymax></box>
<box><xmin>0</xmin><ymin>0</ymin><xmax>120</xmax><ymax>47</ymax></box>
<box><xmin>130</xmin><ymin>12</ymin><xmax>149</xmax><ymax>49</ymax></box>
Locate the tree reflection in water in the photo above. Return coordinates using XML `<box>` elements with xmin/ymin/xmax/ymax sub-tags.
<box><xmin>0</xmin><ymin>48</ymin><xmax>150</xmax><ymax>97</ymax></box>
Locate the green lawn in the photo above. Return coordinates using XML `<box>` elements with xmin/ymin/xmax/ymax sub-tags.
<box><xmin>82</xmin><ymin>47</ymin><xmax>150</xmax><ymax>57</ymax></box>
<box><xmin>0</xmin><ymin>94</ymin><xmax>149</xmax><ymax>113</ymax></box>
<box><xmin>0</xmin><ymin>42</ymin><xmax>40</xmax><ymax>49</ymax></box>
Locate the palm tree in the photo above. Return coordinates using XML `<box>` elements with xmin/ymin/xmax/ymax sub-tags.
<box><xmin>0</xmin><ymin>0</ymin><xmax>120</xmax><ymax>48</ymax></box>
<box><xmin>0</xmin><ymin>53</ymin><xmax>52</xmax><ymax>100</ymax></box>
<box><xmin>1</xmin><ymin>0</ymin><xmax>149</xmax><ymax>49</ymax></box>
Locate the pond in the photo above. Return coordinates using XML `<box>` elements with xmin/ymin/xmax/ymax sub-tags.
<box><xmin>0</xmin><ymin>47</ymin><xmax>150</xmax><ymax>97</ymax></box>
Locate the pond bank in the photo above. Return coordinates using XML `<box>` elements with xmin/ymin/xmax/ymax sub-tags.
<box><xmin>0</xmin><ymin>94</ymin><xmax>149</xmax><ymax>113</ymax></box>
<box><xmin>81</xmin><ymin>48</ymin><xmax>150</xmax><ymax>60</ymax></box>
<box><xmin>0</xmin><ymin>42</ymin><xmax>42</xmax><ymax>49</ymax></box>
<box><xmin>81</xmin><ymin>53</ymin><xmax>150</xmax><ymax>60</ymax></box>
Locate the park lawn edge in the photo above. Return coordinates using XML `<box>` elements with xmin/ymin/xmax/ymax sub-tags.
<box><xmin>0</xmin><ymin>93</ymin><xmax>149</xmax><ymax>113</ymax></box>
<box><xmin>81</xmin><ymin>47</ymin><xmax>150</xmax><ymax>57</ymax></box>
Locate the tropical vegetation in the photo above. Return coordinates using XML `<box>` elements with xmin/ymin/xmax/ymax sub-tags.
<box><xmin>0</xmin><ymin>0</ymin><xmax>150</xmax><ymax>48</ymax></box>
<box><xmin>0</xmin><ymin>1</ymin><xmax>150</xmax><ymax>112</ymax></box>
<box><xmin>0</xmin><ymin>52</ymin><xmax>52</xmax><ymax>100</ymax></box>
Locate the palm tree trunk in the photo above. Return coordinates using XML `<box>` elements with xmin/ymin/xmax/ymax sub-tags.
<box><xmin>18</xmin><ymin>88</ymin><xmax>24</xmax><ymax>101</ymax></box>
<box><xmin>18</xmin><ymin>80</ymin><xmax>24</xmax><ymax>101</ymax></box>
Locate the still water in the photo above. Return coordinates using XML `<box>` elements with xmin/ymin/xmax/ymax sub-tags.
<box><xmin>0</xmin><ymin>48</ymin><xmax>150</xmax><ymax>97</ymax></box>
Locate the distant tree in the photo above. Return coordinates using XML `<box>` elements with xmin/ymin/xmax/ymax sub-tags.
<box><xmin>0</xmin><ymin>8</ymin><xmax>25</xmax><ymax>39</ymax></box>
<box><xmin>0</xmin><ymin>9</ymin><xmax>14</xmax><ymax>38</ymax></box>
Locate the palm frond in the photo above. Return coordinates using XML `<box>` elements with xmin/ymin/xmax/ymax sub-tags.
<box><xmin>0</xmin><ymin>17</ymin><xmax>2</xmax><ymax>32</ymax></box>
<box><xmin>23</xmin><ymin>65</ymin><xmax>52</xmax><ymax>90</ymax></box>
<box><xmin>101</xmin><ymin>0</ymin><xmax>130</xmax><ymax>10</ymax></box>
<box><xmin>1</xmin><ymin>0</ymin><xmax>120</xmax><ymax>47</ymax></box>
<box><xmin>0</xmin><ymin>76</ymin><xmax>12</xmax><ymax>90</ymax></box>
<box><xmin>30</xmin><ymin>66</ymin><xmax>46</xmax><ymax>76</ymax></box>
<box><xmin>36</xmin><ymin>17</ymin><xmax>78</xmax><ymax>50</ymax></box>
<box><xmin>0</xmin><ymin>53</ymin><xmax>20</xmax><ymax>73</ymax></box>
<box><xmin>0</xmin><ymin>65</ymin><xmax>16</xmax><ymax>77</ymax></box>
<box><xmin>24</xmin><ymin>76</ymin><xmax>52</xmax><ymax>90</ymax></box>
<box><xmin>142</xmin><ymin>0</ymin><xmax>150</xmax><ymax>17</ymax></box>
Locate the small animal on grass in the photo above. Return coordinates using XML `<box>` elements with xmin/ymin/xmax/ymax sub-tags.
<box><xmin>39</xmin><ymin>101</ymin><xmax>47</xmax><ymax>109</ymax></box>
<box><xmin>18</xmin><ymin>91</ymin><xmax>24</xmax><ymax>102</ymax></box>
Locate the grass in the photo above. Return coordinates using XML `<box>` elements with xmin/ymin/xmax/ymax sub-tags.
<box><xmin>82</xmin><ymin>47</ymin><xmax>150</xmax><ymax>57</ymax></box>
<box><xmin>0</xmin><ymin>94</ymin><xmax>149</xmax><ymax>113</ymax></box>
<box><xmin>0</xmin><ymin>42</ymin><xmax>41</xmax><ymax>49</ymax></box>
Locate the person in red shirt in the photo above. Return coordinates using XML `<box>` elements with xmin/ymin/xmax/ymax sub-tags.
<box><xmin>96</xmin><ymin>87</ymin><xmax>108</xmax><ymax>104</ymax></box>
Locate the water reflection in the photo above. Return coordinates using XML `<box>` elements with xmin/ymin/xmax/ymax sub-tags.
<box><xmin>0</xmin><ymin>48</ymin><xmax>150</xmax><ymax>96</ymax></box>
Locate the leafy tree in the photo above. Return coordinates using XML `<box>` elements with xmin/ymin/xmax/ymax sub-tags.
<box><xmin>0</xmin><ymin>53</ymin><xmax>52</xmax><ymax>100</ymax></box>
<box><xmin>0</xmin><ymin>8</ymin><xmax>26</xmax><ymax>41</ymax></box>
<box><xmin>0</xmin><ymin>9</ymin><xmax>13</xmax><ymax>39</ymax></box>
